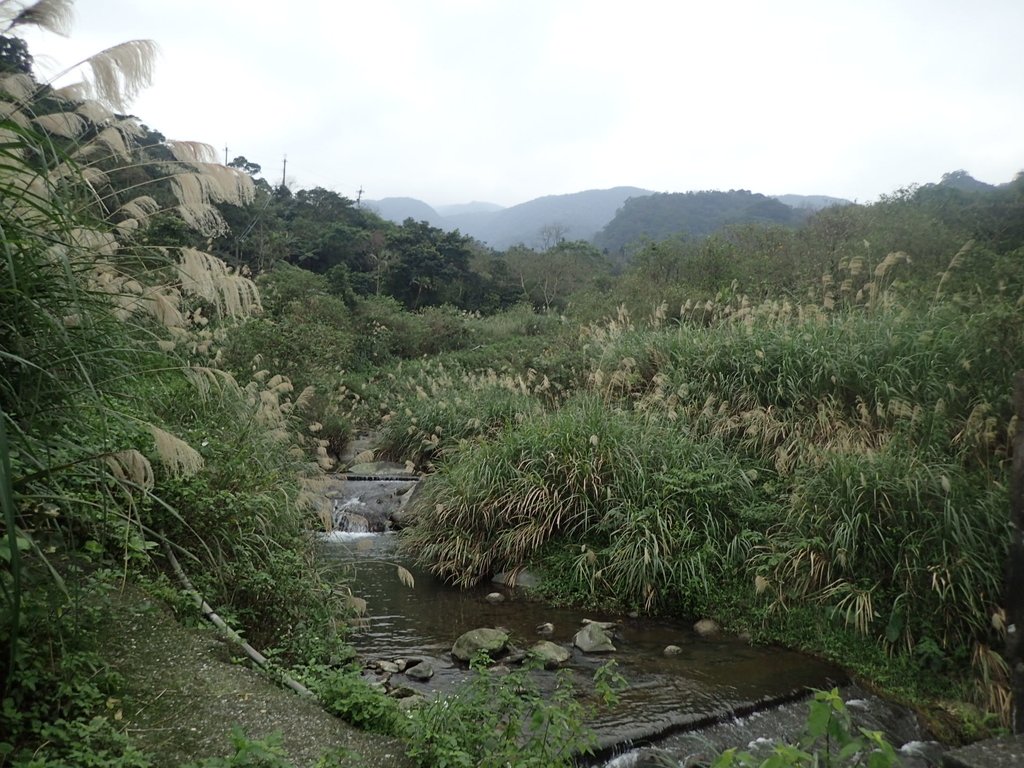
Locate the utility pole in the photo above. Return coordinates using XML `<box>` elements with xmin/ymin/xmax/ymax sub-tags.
<box><xmin>356</xmin><ymin>186</ymin><xmax>364</xmax><ymax>208</ymax></box>
<box><xmin>1010</xmin><ymin>371</ymin><xmax>1024</xmax><ymax>733</ymax></box>
<box><xmin>280</xmin><ymin>155</ymin><xmax>288</xmax><ymax>190</ymax></box>
<box><xmin>224</xmin><ymin>144</ymin><xmax>228</xmax><ymax>165</ymax></box>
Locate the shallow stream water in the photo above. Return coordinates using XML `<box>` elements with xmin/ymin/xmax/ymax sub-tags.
<box><xmin>319</xmin><ymin>531</ymin><xmax>846</xmax><ymax>750</ymax></box>
<box><xmin>318</xmin><ymin>479</ymin><xmax>940</xmax><ymax>765</ymax></box>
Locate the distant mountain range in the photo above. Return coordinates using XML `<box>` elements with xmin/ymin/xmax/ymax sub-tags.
<box><xmin>366</xmin><ymin>188</ymin><xmax>849</xmax><ymax>251</ymax></box>
<box><xmin>434</xmin><ymin>201</ymin><xmax>505</xmax><ymax>216</ymax></box>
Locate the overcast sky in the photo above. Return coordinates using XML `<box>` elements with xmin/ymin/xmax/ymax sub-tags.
<box><xmin>19</xmin><ymin>0</ymin><xmax>1024</xmax><ymax>207</ymax></box>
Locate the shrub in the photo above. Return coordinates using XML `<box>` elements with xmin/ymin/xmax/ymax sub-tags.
<box><xmin>257</xmin><ymin>263</ymin><xmax>332</xmax><ymax>316</ymax></box>
<box><xmin>351</xmin><ymin>295</ymin><xmax>429</xmax><ymax>363</ymax></box>
<box><xmin>308</xmin><ymin>667</ymin><xmax>403</xmax><ymax>735</ymax></box>
<box><xmin>403</xmin><ymin>657</ymin><xmax>623</xmax><ymax>768</ymax></box>
<box><xmin>219</xmin><ymin>309</ymin><xmax>354</xmax><ymax>392</ymax></box>
<box><xmin>402</xmin><ymin>396</ymin><xmax>753</xmax><ymax>615</ymax></box>
<box><xmin>378</xmin><ymin>382</ymin><xmax>544</xmax><ymax>468</ymax></box>
<box><xmin>0</xmin><ymin>571</ymin><xmax>151</xmax><ymax>767</ymax></box>
<box><xmin>753</xmin><ymin>447</ymin><xmax>1007</xmax><ymax>655</ymax></box>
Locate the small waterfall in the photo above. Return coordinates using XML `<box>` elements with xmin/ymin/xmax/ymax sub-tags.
<box><xmin>327</xmin><ymin>477</ymin><xmax>419</xmax><ymax>533</ymax></box>
<box><xmin>333</xmin><ymin>496</ymin><xmax>370</xmax><ymax>532</ymax></box>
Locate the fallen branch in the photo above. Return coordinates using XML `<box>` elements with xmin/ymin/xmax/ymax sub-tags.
<box><xmin>162</xmin><ymin>541</ymin><xmax>316</xmax><ymax>700</ymax></box>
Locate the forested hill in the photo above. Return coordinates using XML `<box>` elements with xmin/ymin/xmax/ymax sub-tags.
<box><xmin>366</xmin><ymin>197</ymin><xmax>446</xmax><ymax>227</ymax></box>
<box><xmin>460</xmin><ymin>186</ymin><xmax>653</xmax><ymax>249</ymax></box>
<box><xmin>593</xmin><ymin>190</ymin><xmax>806</xmax><ymax>255</ymax></box>
<box><xmin>773</xmin><ymin>194</ymin><xmax>852</xmax><ymax>209</ymax></box>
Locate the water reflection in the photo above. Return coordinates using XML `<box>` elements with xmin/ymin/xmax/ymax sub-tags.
<box><xmin>319</xmin><ymin>533</ymin><xmax>844</xmax><ymax>745</ymax></box>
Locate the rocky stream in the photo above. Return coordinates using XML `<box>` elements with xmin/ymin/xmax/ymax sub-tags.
<box><xmin>316</xmin><ymin>472</ymin><xmax>947</xmax><ymax>766</ymax></box>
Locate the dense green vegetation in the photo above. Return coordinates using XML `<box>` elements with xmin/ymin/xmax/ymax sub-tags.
<box><xmin>387</xmin><ymin>175</ymin><xmax>1024</xmax><ymax>738</ymax></box>
<box><xmin>0</xmin><ymin>13</ymin><xmax>357</xmax><ymax>765</ymax></box>
<box><xmin>3</xmin><ymin>2</ymin><xmax>1023</xmax><ymax>765</ymax></box>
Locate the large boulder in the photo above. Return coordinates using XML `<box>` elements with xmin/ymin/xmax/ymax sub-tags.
<box><xmin>530</xmin><ymin>641</ymin><xmax>571</xmax><ymax>669</ymax></box>
<box><xmin>943</xmin><ymin>735</ymin><xmax>1024</xmax><ymax>768</ymax></box>
<box><xmin>573</xmin><ymin>622</ymin><xmax>616</xmax><ymax>653</ymax></box>
<box><xmin>397</xmin><ymin>695</ymin><xmax>425</xmax><ymax>712</ymax></box>
<box><xmin>332</xmin><ymin>478</ymin><xmax>420</xmax><ymax>531</ymax></box>
<box><xmin>451</xmin><ymin>628</ymin><xmax>509</xmax><ymax>662</ymax></box>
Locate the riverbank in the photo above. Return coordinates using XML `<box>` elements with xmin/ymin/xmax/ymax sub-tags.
<box><xmin>99</xmin><ymin>581</ymin><xmax>413</xmax><ymax>767</ymax></box>
<box><xmin>337</xmin><ymin>432</ymin><xmax>997</xmax><ymax>750</ymax></box>
<box><xmin>89</xmin><ymin>538</ymin><xmax>1004</xmax><ymax>768</ymax></box>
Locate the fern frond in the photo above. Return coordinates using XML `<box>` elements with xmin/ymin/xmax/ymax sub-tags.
<box><xmin>142</xmin><ymin>287</ymin><xmax>184</xmax><ymax>328</ymax></box>
<box><xmin>117</xmin><ymin>195</ymin><xmax>159</xmax><ymax>222</ymax></box>
<box><xmin>69</xmin><ymin>227</ymin><xmax>117</xmax><ymax>256</ymax></box>
<box><xmin>184</xmin><ymin>366</ymin><xmax>240</xmax><ymax>400</ymax></box>
<box><xmin>175</xmin><ymin>202</ymin><xmax>226</xmax><ymax>236</ymax></box>
<box><xmin>54</xmin><ymin>81</ymin><xmax>92</xmax><ymax>102</ymax></box>
<box><xmin>294</xmin><ymin>386</ymin><xmax>316</xmax><ymax>411</ymax></box>
<box><xmin>177</xmin><ymin>247</ymin><xmax>261</xmax><ymax>318</ymax></box>
<box><xmin>88</xmin><ymin>124</ymin><xmax>132</xmax><ymax>161</ymax></box>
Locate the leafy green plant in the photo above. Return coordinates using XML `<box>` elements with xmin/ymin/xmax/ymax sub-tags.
<box><xmin>306</xmin><ymin>665</ymin><xmax>403</xmax><ymax>735</ymax></box>
<box><xmin>184</xmin><ymin>728</ymin><xmax>291</xmax><ymax>768</ymax></box>
<box><xmin>378</xmin><ymin>378</ymin><xmax>544</xmax><ymax>469</ymax></box>
<box><xmin>754</xmin><ymin>446</ymin><xmax>1007</xmax><ymax>656</ymax></box>
<box><xmin>0</xmin><ymin>9</ymin><xmax>354</xmax><ymax>765</ymax></box>
<box><xmin>0</xmin><ymin>570</ymin><xmax>149</xmax><ymax>766</ymax></box>
<box><xmin>403</xmin><ymin>656</ymin><xmax>624</xmax><ymax>768</ymax></box>
<box><xmin>18</xmin><ymin>716</ymin><xmax>153</xmax><ymax>768</ymax></box>
<box><xmin>401</xmin><ymin>257</ymin><xmax>1021</xmax><ymax>729</ymax></box>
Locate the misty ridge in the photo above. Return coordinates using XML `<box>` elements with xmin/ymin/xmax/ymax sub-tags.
<box><xmin>367</xmin><ymin>170</ymin><xmax>1013</xmax><ymax>257</ymax></box>
<box><xmin>366</xmin><ymin>187</ymin><xmax>853</xmax><ymax>253</ymax></box>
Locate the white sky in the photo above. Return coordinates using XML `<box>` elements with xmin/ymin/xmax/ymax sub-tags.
<box><xmin>19</xmin><ymin>0</ymin><xmax>1024</xmax><ymax>207</ymax></box>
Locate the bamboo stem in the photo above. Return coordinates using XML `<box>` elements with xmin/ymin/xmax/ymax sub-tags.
<box><xmin>162</xmin><ymin>542</ymin><xmax>316</xmax><ymax>700</ymax></box>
